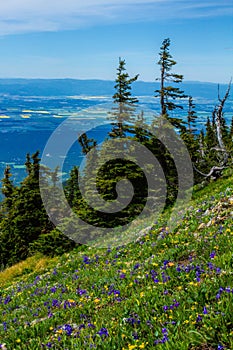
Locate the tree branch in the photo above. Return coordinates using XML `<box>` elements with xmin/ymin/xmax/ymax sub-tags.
<box><xmin>193</xmin><ymin>164</ymin><xmax>227</xmax><ymax>179</ymax></box>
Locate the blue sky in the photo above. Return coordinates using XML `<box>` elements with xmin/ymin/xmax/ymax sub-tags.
<box><xmin>0</xmin><ymin>0</ymin><xmax>232</xmax><ymax>83</ymax></box>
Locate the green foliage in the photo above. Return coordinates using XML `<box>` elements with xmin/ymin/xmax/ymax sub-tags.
<box><xmin>64</xmin><ymin>166</ymin><xmax>82</xmax><ymax>208</ymax></box>
<box><xmin>109</xmin><ymin>57</ymin><xmax>139</xmax><ymax>137</ymax></box>
<box><xmin>187</xmin><ymin>96</ymin><xmax>198</xmax><ymax>133</ymax></box>
<box><xmin>1</xmin><ymin>165</ymin><xmax>15</xmax><ymax>212</ymax></box>
<box><xmin>155</xmin><ymin>38</ymin><xmax>187</xmax><ymax>127</ymax></box>
<box><xmin>0</xmin><ymin>152</ymin><xmax>54</xmax><ymax>267</ymax></box>
<box><xmin>29</xmin><ymin>229</ymin><xmax>76</xmax><ymax>257</ymax></box>
<box><xmin>112</xmin><ymin>57</ymin><xmax>139</xmax><ymax>105</ymax></box>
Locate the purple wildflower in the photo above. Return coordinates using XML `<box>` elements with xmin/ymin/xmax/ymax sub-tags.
<box><xmin>210</xmin><ymin>251</ymin><xmax>216</xmax><ymax>259</ymax></box>
<box><xmin>63</xmin><ymin>324</ymin><xmax>73</xmax><ymax>336</ymax></box>
<box><xmin>97</xmin><ymin>327</ymin><xmax>109</xmax><ymax>338</ymax></box>
<box><xmin>217</xmin><ymin>345</ymin><xmax>224</xmax><ymax>350</ymax></box>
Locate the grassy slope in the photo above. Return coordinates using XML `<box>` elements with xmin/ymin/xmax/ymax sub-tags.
<box><xmin>0</xmin><ymin>173</ymin><xmax>233</xmax><ymax>350</ymax></box>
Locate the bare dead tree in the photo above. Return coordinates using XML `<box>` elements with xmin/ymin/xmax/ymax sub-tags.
<box><xmin>193</xmin><ymin>164</ymin><xmax>227</xmax><ymax>179</ymax></box>
<box><xmin>215</xmin><ymin>79</ymin><xmax>231</xmax><ymax>164</ymax></box>
<box><xmin>195</xmin><ymin>80</ymin><xmax>232</xmax><ymax>179</ymax></box>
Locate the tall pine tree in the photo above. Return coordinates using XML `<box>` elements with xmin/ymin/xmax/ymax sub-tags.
<box><xmin>155</xmin><ymin>38</ymin><xmax>187</xmax><ymax>128</ymax></box>
<box><xmin>109</xmin><ymin>57</ymin><xmax>139</xmax><ymax>137</ymax></box>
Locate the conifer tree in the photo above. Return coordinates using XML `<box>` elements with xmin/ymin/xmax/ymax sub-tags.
<box><xmin>78</xmin><ymin>133</ymin><xmax>97</xmax><ymax>155</ymax></box>
<box><xmin>0</xmin><ymin>152</ymin><xmax>53</xmax><ymax>267</ymax></box>
<box><xmin>187</xmin><ymin>96</ymin><xmax>197</xmax><ymax>133</ymax></box>
<box><xmin>180</xmin><ymin>96</ymin><xmax>199</xmax><ymax>165</ymax></box>
<box><xmin>1</xmin><ymin>165</ymin><xmax>15</xmax><ymax>212</ymax></box>
<box><xmin>109</xmin><ymin>57</ymin><xmax>139</xmax><ymax>137</ymax></box>
<box><xmin>155</xmin><ymin>38</ymin><xmax>187</xmax><ymax>128</ymax></box>
<box><xmin>65</xmin><ymin>166</ymin><xmax>82</xmax><ymax>208</ymax></box>
<box><xmin>205</xmin><ymin>116</ymin><xmax>217</xmax><ymax>149</ymax></box>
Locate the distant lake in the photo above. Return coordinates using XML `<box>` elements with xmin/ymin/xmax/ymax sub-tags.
<box><xmin>0</xmin><ymin>94</ymin><xmax>232</xmax><ymax>186</ymax></box>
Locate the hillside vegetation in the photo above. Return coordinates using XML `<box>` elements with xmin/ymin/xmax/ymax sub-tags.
<box><xmin>0</xmin><ymin>171</ymin><xmax>232</xmax><ymax>350</ymax></box>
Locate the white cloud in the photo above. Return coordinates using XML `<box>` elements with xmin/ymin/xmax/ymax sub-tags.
<box><xmin>0</xmin><ymin>0</ymin><xmax>232</xmax><ymax>35</ymax></box>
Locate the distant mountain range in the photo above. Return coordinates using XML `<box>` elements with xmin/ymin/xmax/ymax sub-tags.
<box><xmin>0</xmin><ymin>78</ymin><xmax>231</xmax><ymax>100</ymax></box>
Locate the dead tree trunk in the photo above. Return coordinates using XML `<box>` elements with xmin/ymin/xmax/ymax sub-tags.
<box><xmin>195</xmin><ymin>80</ymin><xmax>231</xmax><ymax>179</ymax></box>
<box><xmin>214</xmin><ymin>80</ymin><xmax>231</xmax><ymax>165</ymax></box>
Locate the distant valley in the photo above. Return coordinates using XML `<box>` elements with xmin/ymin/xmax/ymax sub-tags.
<box><xmin>0</xmin><ymin>78</ymin><xmax>232</xmax><ymax>100</ymax></box>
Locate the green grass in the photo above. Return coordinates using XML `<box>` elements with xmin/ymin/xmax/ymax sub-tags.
<box><xmin>0</xmin><ymin>173</ymin><xmax>233</xmax><ymax>349</ymax></box>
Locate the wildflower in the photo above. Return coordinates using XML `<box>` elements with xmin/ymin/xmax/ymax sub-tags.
<box><xmin>88</xmin><ymin>323</ymin><xmax>96</xmax><ymax>329</ymax></box>
<box><xmin>0</xmin><ymin>344</ymin><xmax>7</xmax><ymax>350</ymax></box>
<box><xmin>96</xmin><ymin>327</ymin><xmax>109</xmax><ymax>338</ymax></box>
<box><xmin>196</xmin><ymin>315</ymin><xmax>202</xmax><ymax>323</ymax></box>
<box><xmin>63</xmin><ymin>324</ymin><xmax>73</xmax><ymax>336</ymax></box>
<box><xmin>126</xmin><ymin>317</ymin><xmax>140</xmax><ymax>325</ymax></box>
<box><xmin>3</xmin><ymin>296</ymin><xmax>11</xmax><ymax>305</ymax></box>
<box><xmin>128</xmin><ymin>345</ymin><xmax>137</xmax><ymax>350</ymax></box>
<box><xmin>83</xmin><ymin>255</ymin><xmax>90</xmax><ymax>264</ymax></box>
<box><xmin>52</xmin><ymin>299</ymin><xmax>60</xmax><ymax>307</ymax></box>
<box><xmin>210</xmin><ymin>251</ymin><xmax>216</xmax><ymax>259</ymax></box>
<box><xmin>77</xmin><ymin>289</ymin><xmax>87</xmax><ymax>295</ymax></box>
<box><xmin>203</xmin><ymin>306</ymin><xmax>208</xmax><ymax>314</ymax></box>
<box><xmin>217</xmin><ymin>345</ymin><xmax>224</xmax><ymax>350</ymax></box>
<box><xmin>68</xmin><ymin>299</ymin><xmax>75</xmax><ymax>303</ymax></box>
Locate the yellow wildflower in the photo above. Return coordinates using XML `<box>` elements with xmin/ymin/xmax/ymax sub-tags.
<box><xmin>128</xmin><ymin>345</ymin><xmax>137</xmax><ymax>350</ymax></box>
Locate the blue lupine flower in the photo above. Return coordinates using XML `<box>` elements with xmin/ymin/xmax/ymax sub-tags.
<box><xmin>97</xmin><ymin>327</ymin><xmax>109</xmax><ymax>338</ymax></box>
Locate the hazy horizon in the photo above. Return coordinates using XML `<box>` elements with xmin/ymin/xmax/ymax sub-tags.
<box><xmin>0</xmin><ymin>77</ymin><xmax>231</xmax><ymax>85</ymax></box>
